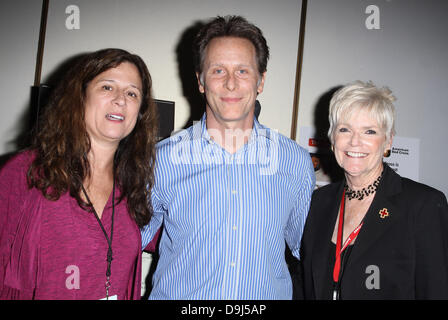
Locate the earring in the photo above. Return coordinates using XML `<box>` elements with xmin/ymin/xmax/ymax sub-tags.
<box><xmin>383</xmin><ymin>149</ymin><xmax>391</xmax><ymax>157</ymax></box>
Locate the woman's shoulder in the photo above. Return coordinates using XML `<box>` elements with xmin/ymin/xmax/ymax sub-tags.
<box><xmin>399</xmin><ymin>176</ymin><xmax>447</xmax><ymax>204</ymax></box>
<box><xmin>0</xmin><ymin>149</ymin><xmax>35</xmax><ymax>173</ymax></box>
<box><xmin>312</xmin><ymin>181</ymin><xmax>343</xmax><ymax>199</ymax></box>
<box><xmin>383</xmin><ymin>164</ymin><xmax>444</xmax><ymax>201</ymax></box>
<box><xmin>0</xmin><ymin>150</ymin><xmax>36</xmax><ymax>185</ymax></box>
<box><xmin>308</xmin><ymin>181</ymin><xmax>344</xmax><ymax>215</ymax></box>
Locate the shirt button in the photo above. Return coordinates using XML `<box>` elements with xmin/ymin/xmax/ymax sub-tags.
<box><xmin>232</xmin><ymin>225</ymin><xmax>237</xmax><ymax>231</ymax></box>
<box><xmin>230</xmin><ymin>262</ymin><xmax>236</xmax><ymax>267</ymax></box>
<box><xmin>231</xmin><ymin>190</ymin><xmax>237</xmax><ymax>194</ymax></box>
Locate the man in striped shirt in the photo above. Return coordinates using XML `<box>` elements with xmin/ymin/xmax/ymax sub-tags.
<box><xmin>142</xmin><ymin>15</ymin><xmax>315</xmax><ymax>299</ymax></box>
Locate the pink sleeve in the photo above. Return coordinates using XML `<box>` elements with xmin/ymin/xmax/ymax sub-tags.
<box><xmin>0</xmin><ymin>152</ymin><xmax>40</xmax><ymax>299</ymax></box>
<box><xmin>130</xmin><ymin>246</ymin><xmax>142</xmax><ymax>300</ymax></box>
<box><xmin>127</xmin><ymin>225</ymin><xmax>142</xmax><ymax>300</ymax></box>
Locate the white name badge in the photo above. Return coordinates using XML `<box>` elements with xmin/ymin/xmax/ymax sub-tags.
<box><xmin>100</xmin><ymin>295</ymin><xmax>118</xmax><ymax>300</ymax></box>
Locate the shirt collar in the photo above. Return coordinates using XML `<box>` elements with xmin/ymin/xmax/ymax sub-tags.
<box><xmin>198</xmin><ymin>112</ymin><xmax>273</xmax><ymax>144</ymax></box>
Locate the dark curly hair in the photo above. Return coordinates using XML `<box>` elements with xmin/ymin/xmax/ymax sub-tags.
<box><xmin>27</xmin><ymin>48</ymin><xmax>158</xmax><ymax>228</ymax></box>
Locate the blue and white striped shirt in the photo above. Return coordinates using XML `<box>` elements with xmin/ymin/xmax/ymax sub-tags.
<box><xmin>142</xmin><ymin>114</ymin><xmax>315</xmax><ymax>299</ymax></box>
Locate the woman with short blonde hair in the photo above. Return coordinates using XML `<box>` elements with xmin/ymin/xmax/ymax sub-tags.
<box><xmin>300</xmin><ymin>80</ymin><xmax>448</xmax><ymax>300</ymax></box>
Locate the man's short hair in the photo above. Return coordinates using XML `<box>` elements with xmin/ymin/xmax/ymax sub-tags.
<box><xmin>193</xmin><ymin>15</ymin><xmax>270</xmax><ymax>78</ymax></box>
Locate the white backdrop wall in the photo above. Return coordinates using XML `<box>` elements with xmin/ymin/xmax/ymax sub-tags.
<box><xmin>0</xmin><ymin>1</ymin><xmax>41</xmax><ymax>154</ymax></box>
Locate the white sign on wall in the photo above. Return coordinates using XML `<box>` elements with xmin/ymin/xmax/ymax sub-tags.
<box><xmin>384</xmin><ymin>136</ymin><xmax>420</xmax><ymax>182</ymax></box>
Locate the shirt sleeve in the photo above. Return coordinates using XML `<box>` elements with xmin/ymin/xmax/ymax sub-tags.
<box><xmin>141</xmin><ymin>187</ymin><xmax>164</xmax><ymax>250</ymax></box>
<box><xmin>284</xmin><ymin>151</ymin><xmax>315</xmax><ymax>260</ymax></box>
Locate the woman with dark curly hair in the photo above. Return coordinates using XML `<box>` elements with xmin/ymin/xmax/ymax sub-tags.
<box><xmin>0</xmin><ymin>48</ymin><xmax>157</xmax><ymax>299</ymax></box>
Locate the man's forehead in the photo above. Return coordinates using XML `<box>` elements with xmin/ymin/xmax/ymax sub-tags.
<box><xmin>204</xmin><ymin>37</ymin><xmax>257</xmax><ymax>64</ymax></box>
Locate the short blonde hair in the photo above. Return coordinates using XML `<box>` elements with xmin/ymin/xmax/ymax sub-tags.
<box><xmin>328</xmin><ymin>80</ymin><xmax>396</xmax><ymax>144</ymax></box>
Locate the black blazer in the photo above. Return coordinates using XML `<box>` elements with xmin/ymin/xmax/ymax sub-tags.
<box><xmin>300</xmin><ymin>164</ymin><xmax>448</xmax><ymax>299</ymax></box>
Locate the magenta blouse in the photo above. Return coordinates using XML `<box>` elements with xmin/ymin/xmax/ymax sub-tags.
<box><xmin>0</xmin><ymin>151</ymin><xmax>142</xmax><ymax>299</ymax></box>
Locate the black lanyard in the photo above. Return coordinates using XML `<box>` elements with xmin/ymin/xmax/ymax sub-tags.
<box><xmin>81</xmin><ymin>178</ymin><xmax>116</xmax><ymax>300</ymax></box>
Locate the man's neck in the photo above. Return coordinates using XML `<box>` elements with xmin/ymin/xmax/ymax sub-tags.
<box><xmin>205</xmin><ymin>112</ymin><xmax>254</xmax><ymax>154</ymax></box>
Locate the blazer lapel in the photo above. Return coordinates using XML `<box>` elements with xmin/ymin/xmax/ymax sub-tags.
<box><xmin>345</xmin><ymin>164</ymin><xmax>403</xmax><ymax>267</ymax></box>
<box><xmin>311</xmin><ymin>182</ymin><xmax>345</xmax><ymax>298</ymax></box>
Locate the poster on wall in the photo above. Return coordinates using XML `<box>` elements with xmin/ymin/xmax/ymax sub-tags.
<box><xmin>299</xmin><ymin>126</ymin><xmax>420</xmax><ymax>188</ymax></box>
<box><xmin>384</xmin><ymin>136</ymin><xmax>420</xmax><ymax>181</ymax></box>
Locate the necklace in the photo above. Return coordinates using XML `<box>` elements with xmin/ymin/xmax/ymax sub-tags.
<box><xmin>344</xmin><ymin>171</ymin><xmax>382</xmax><ymax>201</ymax></box>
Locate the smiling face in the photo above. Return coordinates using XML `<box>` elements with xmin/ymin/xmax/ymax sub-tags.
<box><xmin>333</xmin><ymin>108</ymin><xmax>392</xmax><ymax>184</ymax></box>
<box><xmin>198</xmin><ymin>36</ymin><xmax>265</xmax><ymax>131</ymax></box>
<box><xmin>84</xmin><ymin>62</ymin><xmax>142</xmax><ymax>148</ymax></box>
